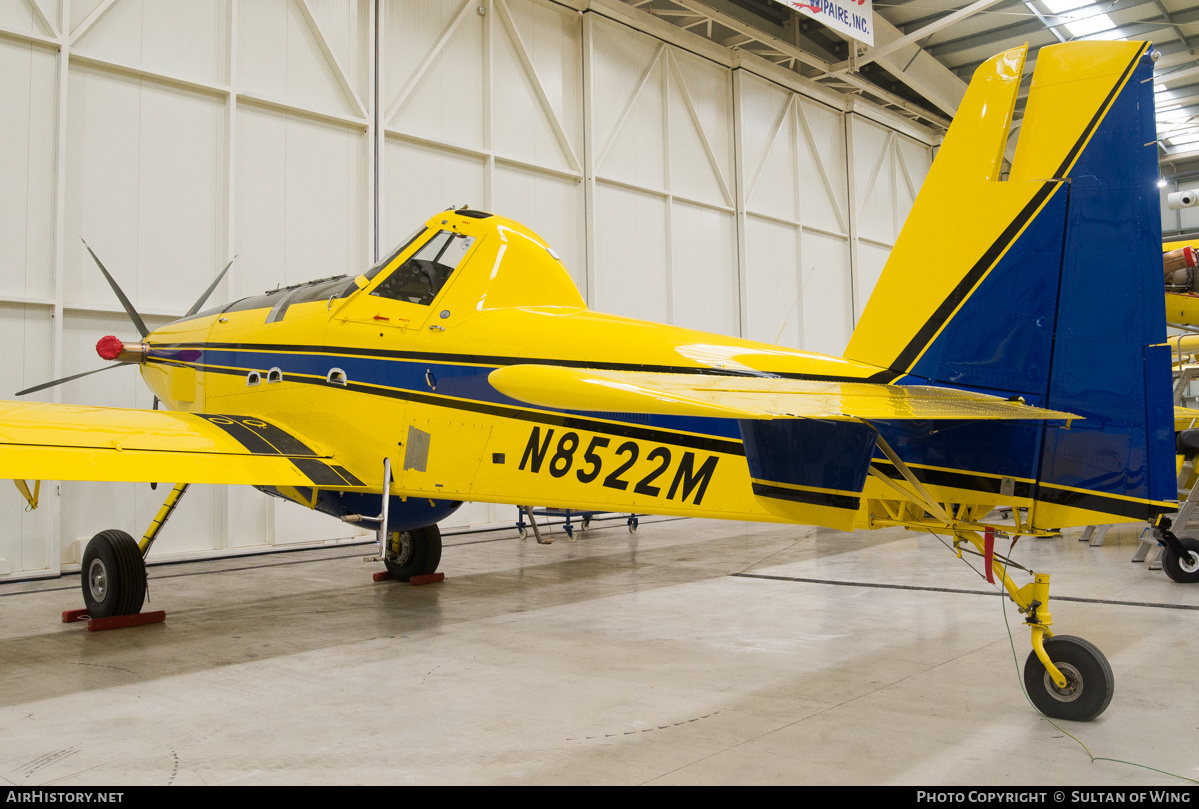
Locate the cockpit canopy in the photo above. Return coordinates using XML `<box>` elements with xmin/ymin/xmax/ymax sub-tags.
<box><xmin>185</xmin><ymin>208</ymin><xmax>584</xmax><ymax>323</ymax></box>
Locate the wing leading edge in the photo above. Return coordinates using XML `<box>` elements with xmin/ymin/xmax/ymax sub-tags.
<box><xmin>0</xmin><ymin>401</ymin><xmax>366</xmax><ymax>488</ymax></box>
<box><xmin>488</xmin><ymin>365</ymin><xmax>1079</xmax><ymax>421</ymax></box>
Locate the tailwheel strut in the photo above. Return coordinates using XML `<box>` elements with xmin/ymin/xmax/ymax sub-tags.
<box><xmin>953</xmin><ymin>528</ymin><xmax>1114</xmax><ymax>721</ymax></box>
<box><xmin>80</xmin><ymin>482</ymin><xmax>189</xmax><ymax>619</ymax></box>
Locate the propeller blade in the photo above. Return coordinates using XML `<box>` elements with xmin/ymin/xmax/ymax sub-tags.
<box><xmin>186</xmin><ymin>256</ymin><xmax>236</xmax><ymax>317</ymax></box>
<box><xmin>15</xmin><ymin>363</ymin><xmax>134</xmax><ymax>397</ymax></box>
<box><xmin>81</xmin><ymin>239</ymin><xmax>149</xmax><ymax>338</ymax></box>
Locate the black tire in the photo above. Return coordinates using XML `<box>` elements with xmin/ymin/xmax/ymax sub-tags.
<box><xmin>81</xmin><ymin>529</ymin><xmax>146</xmax><ymax>618</ymax></box>
<box><xmin>1023</xmin><ymin>635</ymin><xmax>1114</xmax><ymax>722</ymax></box>
<box><xmin>1163</xmin><ymin>537</ymin><xmax>1199</xmax><ymax>583</ymax></box>
<box><xmin>383</xmin><ymin>524</ymin><xmax>442</xmax><ymax>581</ymax></box>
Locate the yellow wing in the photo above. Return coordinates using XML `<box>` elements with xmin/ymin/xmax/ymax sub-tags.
<box><xmin>488</xmin><ymin>365</ymin><xmax>1079</xmax><ymax>421</ymax></box>
<box><xmin>1176</xmin><ymin>405</ymin><xmax>1199</xmax><ymax>432</ymax></box>
<box><xmin>0</xmin><ymin>401</ymin><xmax>366</xmax><ymax>487</ymax></box>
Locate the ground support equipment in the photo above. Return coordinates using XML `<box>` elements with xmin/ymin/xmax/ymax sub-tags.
<box><xmin>515</xmin><ymin>507</ymin><xmax>638</xmax><ymax>541</ymax></box>
<box><xmin>62</xmin><ymin>608</ymin><xmax>165</xmax><ymax>631</ymax></box>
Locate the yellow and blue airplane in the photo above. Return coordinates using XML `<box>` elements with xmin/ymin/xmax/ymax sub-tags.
<box><xmin>0</xmin><ymin>40</ymin><xmax>1179</xmax><ymax>722</ymax></box>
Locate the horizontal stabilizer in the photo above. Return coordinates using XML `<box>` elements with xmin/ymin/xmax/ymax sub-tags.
<box><xmin>1176</xmin><ymin>406</ymin><xmax>1199</xmax><ymax>431</ymax></box>
<box><xmin>489</xmin><ymin>365</ymin><xmax>1079</xmax><ymax>422</ymax></box>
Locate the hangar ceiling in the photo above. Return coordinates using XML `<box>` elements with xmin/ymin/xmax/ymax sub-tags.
<box><xmin>624</xmin><ymin>0</ymin><xmax>1199</xmax><ymax>175</ymax></box>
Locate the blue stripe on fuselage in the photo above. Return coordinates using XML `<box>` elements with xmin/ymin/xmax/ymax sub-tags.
<box><xmin>146</xmin><ymin>344</ymin><xmax>1147</xmax><ymax>514</ymax></box>
<box><xmin>153</xmin><ymin>346</ymin><xmax>745</xmax><ymax>443</ymax></box>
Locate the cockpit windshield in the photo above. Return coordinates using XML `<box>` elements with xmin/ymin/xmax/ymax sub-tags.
<box><xmin>362</xmin><ymin>226</ymin><xmax>427</xmax><ymax>284</ymax></box>
<box><xmin>371</xmin><ymin>230</ymin><xmax>476</xmax><ymax>305</ymax></box>
<box><xmin>180</xmin><ymin>223</ymin><xmax>477</xmax><ymax>324</ymax></box>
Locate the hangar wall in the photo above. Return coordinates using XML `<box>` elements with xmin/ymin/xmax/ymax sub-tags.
<box><xmin>0</xmin><ymin>0</ymin><xmax>936</xmax><ymax>579</ymax></box>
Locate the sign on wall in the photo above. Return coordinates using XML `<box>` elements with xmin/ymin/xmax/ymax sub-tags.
<box><xmin>774</xmin><ymin>0</ymin><xmax>874</xmax><ymax>47</ymax></box>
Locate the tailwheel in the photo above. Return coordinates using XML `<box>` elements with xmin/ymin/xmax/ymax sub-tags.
<box><xmin>1162</xmin><ymin>536</ymin><xmax>1199</xmax><ymax>583</ymax></box>
<box><xmin>383</xmin><ymin>524</ymin><xmax>442</xmax><ymax>582</ymax></box>
<box><xmin>1023</xmin><ymin>635</ymin><xmax>1114</xmax><ymax>722</ymax></box>
<box><xmin>81</xmin><ymin>529</ymin><xmax>146</xmax><ymax>618</ymax></box>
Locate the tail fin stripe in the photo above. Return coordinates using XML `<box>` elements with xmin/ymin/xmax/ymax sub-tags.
<box><xmin>886</xmin><ymin>44</ymin><xmax>1147</xmax><ymax>380</ymax></box>
<box><xmin>1048</xmin><ymin>44</ymin><xmax>1147</xmax><ymax>180</ymax></box>
<box><xmin>886</xmin><ymin>180</ymin><xmax>1062</xmax><ymax>377</ymax></box>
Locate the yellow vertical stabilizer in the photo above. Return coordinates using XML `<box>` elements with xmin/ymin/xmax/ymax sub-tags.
<box><xmin>843</xmin><ymin>41</ymin><xmax>1146</xmax><ymax>377</ymax></box>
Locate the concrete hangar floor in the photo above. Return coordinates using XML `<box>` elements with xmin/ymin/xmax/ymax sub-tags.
<box><xmin>1</xmin><ymin>516</ymin><xmax>1197</xmax><ymax>786</ymax></box>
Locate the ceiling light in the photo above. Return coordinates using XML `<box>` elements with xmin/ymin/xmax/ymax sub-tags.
<box><xmin>1037</xmin><ymin>1</ymin><xmax>1117</xmax><ymax>38</ymax></box>
<box><xmin>1168</xmin><ymin>131</ymin><xmax>1199</xmax><ymax>147</ymax></box>
<box><xmin>1064</xmin><ymin>13</ymin><xmax>1116</xmax><ymax>37</ymax></box>
<box><xmin>1041</xmin><ymin>0</ymin><xmax>1091</xmax><ymax>11</ymax></box>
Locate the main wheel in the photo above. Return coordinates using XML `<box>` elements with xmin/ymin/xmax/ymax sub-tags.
<box><xmin>81</xmin><ymin>529</ymin><xmax>146</xmax><ymax>618</ymax></box>
<box><xmin>1023</xmin><ymin>635</ymin><xmax>1114</xmax><ymax>721</ymax></box>
<box><xmin>1162</xmin><ymin>537</ymin><xmax>1199</xmax><ymax>583</ymax></box>
<box><xmin>383</xmin><ymin>524</ymin><xmax>442</xmax><ymax>582</ymax></box>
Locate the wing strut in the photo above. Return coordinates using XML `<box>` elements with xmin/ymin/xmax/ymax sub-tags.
<box><xmin>12</xmin><ymin>479</ymin><xmax>39</xmax><ymax>510</ymax></box>
<box><xmin>868</xmin><ymin>430</ymin><xmax>952</xmax><ymax>524</ymax></box>
<box><xmin>140</xmin><ymin>483</ymin><xmax>190</xmax><ymax>556</ymax></box>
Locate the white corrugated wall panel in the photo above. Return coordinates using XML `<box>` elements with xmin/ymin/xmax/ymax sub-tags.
<box><xmin>590</xmin><ymin>16</ymin><xmax>665</xmax><ymax>195</ymax></box>
<box><xmin>236</xmin><ymin>108</ymin><xmax>365</xmax><ymax>293</ymax></box>
<box><xmin>0</xmin><ymin>0</ymin><xmax>936</xmax><ymax>577</ymax></box>
<box><xmin>238</xmin><ymin>0</ymin><xmax>358</xmax><ymax>118</ymax></box>
<box><xmin>71</xmin><ymin>0</ymin><xmax>227</xmax><ymax>86</ymax></box>
<box><xmin>798</xmin><ymin>99</ymin><xmax>850</xmax><ymax>237</ymax></box>
<box><xmin>743</xmin><ymin>216</ymin><xmax>800</xmax><ymax>347</ymax></box>
<box><xmin>800</xmin><ymin>231</ymin><xmax>854</xmax><ymax>356</ymax></box>
<box><xmin>594</xmin><ymin>184</ymin><xmax>669</xmax><ymax>322</ymax></box>
<box><xmin>0</xmin><ymin>38</ymin><xmax>56</xmax><ymax>300</ymax></box>
<box><xmin>671</xmin><ymin>202</ymin><xmax>737</xmax><ymax>336</ymax></box>
<box><xmin>386</xmin><ymin>0</ymin><xmax>485</xmax><ymax>150</ymax></box>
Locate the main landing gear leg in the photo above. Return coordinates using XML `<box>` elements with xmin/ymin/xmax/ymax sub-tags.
<box><xmin>80</xmin><ymin>483</ymin><xmax>189</xmax><ymax>620</ymax></box>
<box><xmin>358</xmin><ymin>458</ymin><xmax>444</xmax><ymax>583</ymax></box>
<box><xmin>953</xmin><ymin>528</ymin><xmax>1114</xmax><ymax>722</ymax></box>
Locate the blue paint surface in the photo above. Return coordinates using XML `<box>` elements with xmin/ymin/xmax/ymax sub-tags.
<box><xmin>1034</xmin><ymin>51</ymin><xmax>1172</xmax><ymax>505</ymax></box>
<box><xmin>740</xmin><ymin>419</ymin><xmax>877</xmax><ymax>493</ymax></box>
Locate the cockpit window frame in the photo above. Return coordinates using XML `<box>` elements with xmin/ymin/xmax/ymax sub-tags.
<box><xmin>363</xmin><ymin>226</ymin><xmax>430</xmax><ymax>284</ymax></box>
<box><xmin>367</xmin><ymin>229</ymin><xmax>477</xmax><ymax>307</ymax></box>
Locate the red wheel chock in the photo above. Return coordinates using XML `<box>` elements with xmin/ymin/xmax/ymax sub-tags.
<box><xmin>62</xmin><ymin>609</ymin><xmax>166</xmax><ymax>631</ymax></box>
<box><xmin>371</xmin><ymin>572</ymin><xmax>445</xmax><ymax>585</ymax></box>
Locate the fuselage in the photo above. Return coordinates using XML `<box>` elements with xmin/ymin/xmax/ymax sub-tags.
<box><xmin>129</xmin><ymin>209</ymin><xmax>1109</xmax><ymax>531</ymax></box>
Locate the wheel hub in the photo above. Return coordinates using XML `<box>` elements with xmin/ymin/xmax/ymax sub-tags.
<box><xmin>1181</xmin><ymin>551</ymin><xmax>1199</xmax><ymax>575</ymax></box>
<box><xmin>1043</xmin><ymin>662</ymin><xmax>1083</xmax><ymax>702</ymax></box>
<box><xmin>87</xmin><ymin>559</ymin><xmax>108</xmax><ymax>602</ymax></box>
<box><xmin>389</xmin><ymin>531</ymin><xmax>413</xmax><ymax>566</ymax></box>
